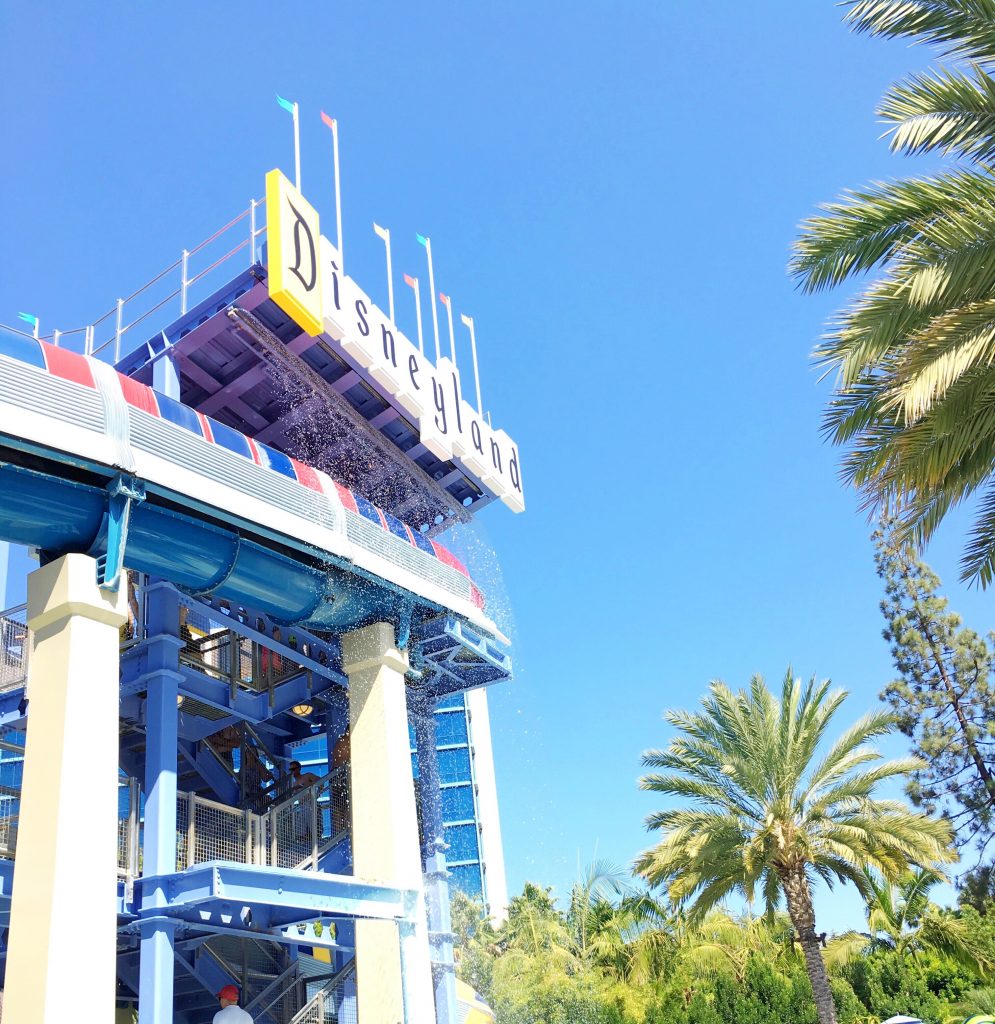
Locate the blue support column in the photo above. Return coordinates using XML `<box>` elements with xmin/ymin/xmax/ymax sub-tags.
<box><xmin>412</xmin><ymin>697</ymin><xmax>458</xmax><ymax>1024</ymax></box>
<box><xmin>138</xmin><ymin>581</ymin><xmax>184</xmax><ymax>1024</ymax></box>
<box><xmin>152</xmin><ymin>350</ymin><xmax>180</xmax><ymax>400</ymax></box>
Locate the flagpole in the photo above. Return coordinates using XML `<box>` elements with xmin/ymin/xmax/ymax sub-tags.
<box><xmin>293</xmin><ymin>101</ymin><xmax>301</xmax><ymax>191</ymax></box>
<box><xmin>405</xmin><ymin>275</ymin><xmax>424</xmax><ymax>354</ymax></box>
<box><xmin>461</xmin><ymin>314</ymin><xmax>482</xmax><ymax>414</ymax></box>
<box><xmin>322</xmin><ymin>112</ymin><xmax>343</xmax><ymax>272</ymax></box>
<box><xmin>441</xmin><ymin>294</ymin><xmax>456</xmax><ymax>364</ymax></box>
<box><xmin>374</xmin><ymin>224</ymin><xmax>394</xmax><ymax>323</ymax></box>
<box><xmin>418</xmin><ymin>235</ymin><xmax>441</xmax><ymax>362</ymax></box>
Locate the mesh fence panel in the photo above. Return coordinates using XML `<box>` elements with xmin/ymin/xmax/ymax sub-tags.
<box><xmin>0</xmin><ymin>609</ymin><xmax>28</xmax><ymax>693</ymax></box>
<box><xmin>319</xmin><ymin>767</ymin><xmax>350</xmax><ymax>848</ymax></box>
<box><xmin>191</xmin><ymin>795</ymin><xmax>249</xmax><ymax>864</ymax></box>
<box><xmin>270</xmin><ymin>790</ymin><xmax>318</xmax><ymax>869</ymax></box>
<box><xmin>176</xmin><ymin>795</ymin><xmax>189</xmax><ymax>870</ymax></box>
<box><xmin>116</xmin><ymin>782</ymin><xmax>130</xmax><ymax>872</ymax></box>
<box><xmin>0</xmin><ymin>746</ymin><xmax>22</xmax><ymax>857</ymax></box>
<box><xmin>0</xmin><ymin>793</ymin><xmax>17</xmax><ymax>857</ymax></box>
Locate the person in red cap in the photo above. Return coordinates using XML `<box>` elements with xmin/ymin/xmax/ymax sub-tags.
<box><xmin>214</xmin><ymin>984</ymin><xmax>253</xmax><ymax>1023</ymax></box>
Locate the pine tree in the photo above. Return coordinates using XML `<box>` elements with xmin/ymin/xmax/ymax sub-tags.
<box><xmin>875</xmin><ymin>522</ymin><xmax>995</xmax><ymax>848</ymax></box>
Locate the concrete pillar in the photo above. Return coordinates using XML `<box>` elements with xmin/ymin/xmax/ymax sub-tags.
<box><xmin>138</xmin><ymin>582</ymin><xmax>183</xmax><ymax>1024</ymax></box>
<box><xmin>412</xmin><ymin>701</ymin><xmax>458</xmax><ymax>1024</ymax></box>
<box><xmin>342</xmin><ymin>622</ymin><xmax>434</xmax><ymax>1024</ymax></box>
<box><xmin>4</xmin><ymin>554</ymin><xmax>127</xmax><ymax>1023</ymax></box>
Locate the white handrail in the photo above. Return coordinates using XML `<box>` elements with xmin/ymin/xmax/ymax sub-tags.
<box><xmin>15</xmin><ymin>194</ymin><xmax>268</xmax><ymax>364</ymax></box>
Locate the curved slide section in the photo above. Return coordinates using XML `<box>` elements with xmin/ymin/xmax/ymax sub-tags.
<box><xmin>0</xmin><ymin>328</ymin><xmax>499</xmax><ymax>638</ymax></box>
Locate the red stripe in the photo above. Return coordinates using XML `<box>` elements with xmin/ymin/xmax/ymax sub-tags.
<box><xmin>470</xmin><ymin>583</ymin><xmax>485</xmax><ymax>610</ymax></box>
<box><xmin>245</xmin><ymin>436</ymin><xmax>263</xmax><ymax>466</ymax></box>
<box><xmin>403</xmin><ymin>524</ymin><xmax>417</xmax><ymax>547</ymax></box>
<box><xmin>117</xmin><ymin>373</ymin><xmax>159</xmax><ymax>417</ymax></box>
<box><xmin>196</xmin><ymin>413</ymin><xmax>214</xmax><ymax>443</ymax></box>
<box><xmin>42</xmin><ymin>344</ymin><xmax>95</xmax><ymax>389</ymax></box>
<box><xmin>431</xmin><ymin>541</ymin><xmax>470</xmax><ymax>578</ymax></box>
<box><xmin>334</xmin><ymin>482</ymin><xmax>358</xmax><ymax>513</ymax></box>
<box><xmin>290</xmin><ymin>458</ymin><xmax>323</xmax><ymax>492</ymax></box>
<box><xmin>375</xmin><ymin>507</ymin><xmax>388</xmax><ymax>530</ymax></box>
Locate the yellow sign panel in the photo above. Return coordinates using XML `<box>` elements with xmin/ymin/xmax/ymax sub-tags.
<box><xmin>265</xmin><ymin>169</ymin><xmax>323</xmax><ymax>336</ymax></box>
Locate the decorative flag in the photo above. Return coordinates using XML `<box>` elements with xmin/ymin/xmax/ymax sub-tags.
<box><xmin>320</xmin><ymin>110</ymin><xmax>336</xmax><ymax>130</ymax></box>
<box><xmin>17</xmin><ymin>312</ymin><xmax>38</xmax><ymax>328</ymax></box>
<box><xmin>416</xmin><ymin>233</ymin><xmax>428</xmax><ymax>247</ymax></box>
<box><xmin>461</xmin><ymin>313</ymin><xmax>473</xmax><ymax>328</ymax></box>
<box><xmin>374</xmin><ymin>222</ymin><xmax>390</xmax><ymax>242</ymax></box>
<box><xmin>276</xmin><ymin>94</ymin><xmax>296</xmax><ymax>114</ymax></box>
<box><xmin>403</xmin><ymin>273</ymin><xmax>417</xmax><ymax>288</ymax></box>
<box><xmin>439</xmin><ymin>292</ymin><xmax>450</xmax><ymax>305</ymax></box>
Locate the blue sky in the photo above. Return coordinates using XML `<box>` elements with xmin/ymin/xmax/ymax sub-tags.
<box><xmin>2</xmin><ymin>2</ymin><xmax>990</xmax><ymax>932</ymax></box>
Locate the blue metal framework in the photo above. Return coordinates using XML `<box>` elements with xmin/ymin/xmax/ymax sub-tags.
<box><xmin>0</xmin><ymin>261</ymin><xmax>513</xmax><ymax>1022</ymax></box>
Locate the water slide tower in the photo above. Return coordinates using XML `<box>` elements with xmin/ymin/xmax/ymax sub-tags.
<box><xmin>0</xmin><ymin>155</ymin><xmax>522</xmax><ymax>1023</ymax></box>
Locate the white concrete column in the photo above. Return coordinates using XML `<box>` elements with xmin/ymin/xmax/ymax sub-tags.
<box><xmin>342</xmin><ymin>622</ymin><xmax>434</xmax><ymax>1024</ymax></box>
<box><xmin>4</xmin><ymin>554</ymin><xmax>127</xmax><ymax>1024</ymax></box>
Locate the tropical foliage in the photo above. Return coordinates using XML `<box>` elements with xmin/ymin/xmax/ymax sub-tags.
<box><xmin>791</xmin><ymin>0</ymin><xmax>995</xmax><ymax>585</ymax></box>
<box><xmin>454</xmin><ymin>886</ymin><xmax>994</xmax><ymax>1024</ymax></box>
<box><xmin>635</xmin><ymin>670</ymin><xmax>954</xmax><ymax>1024</ymax></box>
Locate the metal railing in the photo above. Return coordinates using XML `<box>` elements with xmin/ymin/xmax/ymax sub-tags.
<box><xmin>0</xmin><ymin>732</ymin><xmax>24</xmax><ymax>858</ymax></box>
<box><xmin>0</xmin><ymin>605</ymin><xmax>28</xmax><ymax>693</ymax></box>
<box><xmin>292</xmin><ymin>959</ymin><xmax>357</xmax><ymax>1024</ymax></box>
<box><xmin>27</xmin><ymin>196</ymin><xmax>268</xmax><ymax>364</ymax></box>
<box><xmin>176</xmin><ymin>790</ymin><xmax>261</xmax><ymax>870</ymax></box>
<box><xmin>0</xmin><ymin>761</ymin><xmax>139</xmax><ymax>887</ymax></box>
<box><xmin>1</xmin><ymin>573</ymin><xmax>145</xmax><ymax>688</ymax></box>
<box><xmin>176</xmin><ymin>765</ymin><xmax>349</xmax><ymax>872</ymax></box>
<box><xmin>118</xmin><ymin>776</ymin><xmax>141</xmax><ymax>885</ymax></box>
<box><xmin>180</xmin><ymin>605</ymin><xmax>309</xmax><ymax>706</ymax></box>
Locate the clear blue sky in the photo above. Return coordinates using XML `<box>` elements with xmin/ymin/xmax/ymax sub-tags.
<box><xmin>1</xmin><ymin>2</ymin><xmax>989</xmax><ymax>933</ymax></box>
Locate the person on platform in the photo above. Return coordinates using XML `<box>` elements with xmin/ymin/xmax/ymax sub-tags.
<box><xmin>214</xmin><ymin>984</ymin><xmax>253</xmax><ymax>1023</ymax></box>
<box><xmin>289</xmin><ymin>759</ymin><xmax>320</xmax><ymax>792</ymax></box>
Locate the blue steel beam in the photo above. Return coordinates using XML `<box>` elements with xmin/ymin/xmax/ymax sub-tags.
<box><xmin>415</xmin><ymin>615</ymin><xmax>512</xmax><ymax>696</ymax></box>
<box><xmin>177</xmin><ymin>738</ymin><xmax>239</xmax><ymax>806</ymax></box>
<box><xmin>180</xmin><ymin>591</ymin><xmax>345</xmax><ymax>685</ymax></box>
<box><xmin>114</xmin><ymin>271</ymin><xmax>266</xmax><ymax>382</ymax></box>
<box><xmin>124</xmin><ymin>654</ymin><xmax>320</xmax><ymax>730</ymax></box>
<box><xmin>136</xmin><ymin>862</ymin><xmax>419</xmax><ymax>927</ymax></box>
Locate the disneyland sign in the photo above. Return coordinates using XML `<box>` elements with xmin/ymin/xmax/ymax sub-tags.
<box><xmin>265</xmin><ymin>169</ymin><xmax>524</xmax><ymax>513</ymax></box>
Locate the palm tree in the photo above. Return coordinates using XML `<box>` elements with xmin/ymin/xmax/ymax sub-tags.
<box><xmin>863</xmin><ymin>867</ymin><xmax>988</xmax><ymax>970</ymax></box>
<box><xmin>636</xmin><ymin>670</ymin><xmax>955</xmax><ymax>1024</ymax></box>
<box><xmin>566</xmin><ymin>859</ymin><xmax>633</xmax><ymax>970</ymax></box>
<box><xmin>677</xmin><ymin>909</ymin><xmax>796</xmax><ymax>985</ymax></box>
<box><xmin>791</xmin><ymin>1</ymin><xmax>995</xmax><ymax>585</ymax></box>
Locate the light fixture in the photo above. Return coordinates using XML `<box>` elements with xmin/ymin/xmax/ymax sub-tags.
<box><xmin>292</xmin><ymin>703</ymin><xmax>313</xmax><ymax>717</ymax></box>
<box><xmin>177</xmin><ymin>694</ymin><xmax>185</xmax><ymax>708</ymax></box>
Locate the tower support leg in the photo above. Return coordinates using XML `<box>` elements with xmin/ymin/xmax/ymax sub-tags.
<box><xmin>342</xmin><ymin>622</ymin><xmax>434</xmax><ymax>1023</ymax></box>
<box><xmin>138</xmin><ymin>582</ymin><xmax>183</xmax><ymax>1024</ymax></box>
<box><xmin>412</xmin><ymin>702</ymin><xmax>458</xmax><ymax>1024</ymax></box>
<box><xmin>4</xmin><ymin>554</ymin><xmax>127</xmax><ymax>1023</ymax></box>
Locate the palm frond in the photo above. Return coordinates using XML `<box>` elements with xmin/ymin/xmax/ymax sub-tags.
<box><xmin>880</xmin><ymin>65</ymin><xmax>995</xmax><ymax>160</ymax></box>
<box><xmin>844</xmin><ymin>0</ymin><xmax>995</xmax><ymax>68</ymax></box>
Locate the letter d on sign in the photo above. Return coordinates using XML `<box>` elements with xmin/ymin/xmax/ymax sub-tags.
<box><xmin>265</xmin><ymin>169</ymin><xmax>323</xmax><ymax>336</ymax></box>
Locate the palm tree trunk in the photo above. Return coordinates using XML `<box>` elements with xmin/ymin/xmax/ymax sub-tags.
<box><xmin>780</xmin><ymin>865</ymin><xmax>838</xmax><ymax>1024</ymax></box>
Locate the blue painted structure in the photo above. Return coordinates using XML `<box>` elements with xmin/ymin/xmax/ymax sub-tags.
<box><xmin>0</xmin><ymin>268</ymin><xmax>513</xmax><ymax>1022</ymax></box>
